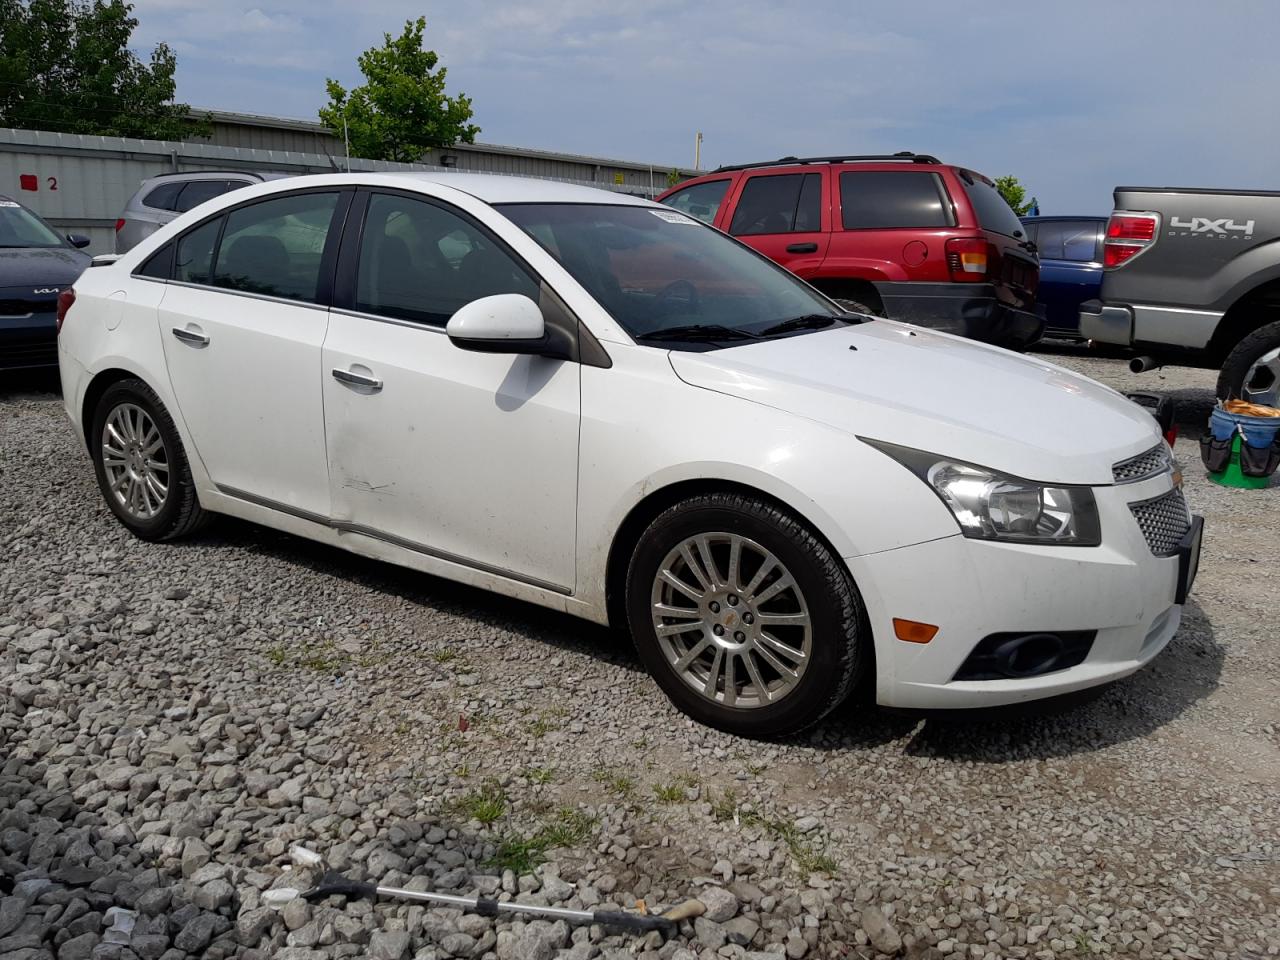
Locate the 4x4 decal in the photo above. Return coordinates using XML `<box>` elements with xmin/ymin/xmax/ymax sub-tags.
<box><xmin>1168</xmin><ymin>216</ymin><xmax>1254</xmax><ymax>239</ymax></box>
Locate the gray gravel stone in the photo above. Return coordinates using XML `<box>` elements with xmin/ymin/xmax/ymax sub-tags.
<box><xmin>860</xmin><ymin>905</ymin><xmax>901</xmax><ymax>956</ymax></box>
<box><xmin>698</xmin><ymin>886</ymin><xmax>739</xmax><ymax>923</ymax></box>
<box><xmin>369</xmin><ymin>929</ymin><xmax>411</xmax><ymax>960</ymax></box>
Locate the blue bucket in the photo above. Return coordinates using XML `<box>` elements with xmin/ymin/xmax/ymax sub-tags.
<box><xmin>1209</xmin><ymin>407</ymin><xmax>1280</xmax><ymax>449</ymax></box>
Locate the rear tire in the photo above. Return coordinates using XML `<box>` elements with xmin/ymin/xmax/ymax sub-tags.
<box><xmin>625</xmin><ymin>493</ymin><xmax>867</xmax><ymax>737</ymax></box>
<box><xmin>1217</xmin><ymin>320</ymin><xmax>1280</xmax><ymax>406</ymax></box>
<box><xmin>90</xmin><ymin>379</ymin><xmax>209</xmax><ymax>542</ymax></box>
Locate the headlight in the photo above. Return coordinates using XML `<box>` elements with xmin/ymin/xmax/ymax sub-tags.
<box><xmin>864</xmin><ymin>440</ymin><xmax>1101</xmax><ymax>546</ymax></box>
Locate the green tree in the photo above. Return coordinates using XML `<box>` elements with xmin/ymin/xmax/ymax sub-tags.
<box><xmin>993</xmin><ymin>174</ymin><xmax>1038</xmax><ymax>216</ymax></box>
<box><xmin>0</xmin><ymin>0</ymin><xmax>201</xmax><ymax>139</ymax></box>
<box><xmin>320</xmin><ymin>17</ymin><xmax>479</xmax><ymax>163</ymax></box>
<box><xmin>666</xmin><ymin>168</ymin><xmax>683</xmax><ymax>188</ymax></box>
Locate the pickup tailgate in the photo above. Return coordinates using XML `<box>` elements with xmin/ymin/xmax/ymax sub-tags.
<box><xmin>1100</xmin><ymin>186</ymin><xmax>1280</xmax><ymax>313</ymax></box>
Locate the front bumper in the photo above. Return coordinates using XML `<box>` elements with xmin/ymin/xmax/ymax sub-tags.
<box><xmin>877</xmin><ymin>281</ymin><xmax>1043</xmax><ymax>350</ymax></box>
<box><xmin>848</xmin><ymin>471</ymin><xmax>1195</xmax><ymax>709</ymax></box>
<box><xmin>0</xmin><ymin>312</ymin><xmax>58</xmax><ymax>370</ymax></box>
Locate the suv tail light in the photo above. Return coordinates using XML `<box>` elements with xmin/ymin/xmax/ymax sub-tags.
<box><xmin>1104</xmin><ymin>212</ymin><xmax>1160</xmax><ymax>269</ymax></box>
<box><xmin>945</xmin><ymin>238</ymin><xmax>992</xmax><ymax>282</ymax></box>
<box><xmin>114</xmin><ymin>218</ymin><xmax>126</xmax><ymax>233</ymax></box>
<box><xmin>56</xmin><ymin>288</ymin><xmax>76</xmax><ymax>333</ymax></box>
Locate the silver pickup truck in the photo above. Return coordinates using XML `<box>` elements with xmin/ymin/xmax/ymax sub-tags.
<box><xmin>1080</xmin><ymin>186</ymin><xmax>1280</xmax><ymax>406</ymax></box>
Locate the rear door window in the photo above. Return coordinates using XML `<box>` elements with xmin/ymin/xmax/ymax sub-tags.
<box><xmin>960</xmin><ymin>173</ymin><xmax>1026</xmax><ymax>238</ymax></box>
<box><xmin>212</xmin><ymin>192</ymin><xmax>340</xmax><ymax>303</ymax></box>
<box><xmin>661</xmin><ymin>179</ymin><xmax>732</xmax><ymax>225</ymax></box>
<box><xmin>838</xmin><ymin>171</ymin><xmax>954</xmax><ymax>229</ymax></box>
<box><xmin>175</xmin><ymin>179</ymin><xmax>252</xmax><ymax>214</ymax></box>
<box><xmin>142</xmin><ymin>182</ymin><xmax>184</xmax><ymax>211</ymax></box>
<box><xmin>729</xmin><ymin>173</ymin><xmax>821</xmax><ymax>236</ymax></box>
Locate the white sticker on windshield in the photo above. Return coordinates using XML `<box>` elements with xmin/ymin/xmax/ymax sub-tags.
<box><xmin>0</xmin><ymin>201</ymin><xmax>19</xmax><ymax>207</ymax></box>
<box><xmin>650</xmin><ymin>209</ymin><xmax>697</xmax><ymax>225</ymax></box>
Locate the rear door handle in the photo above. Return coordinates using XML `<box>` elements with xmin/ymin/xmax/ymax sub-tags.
<box><xmin>786</xmin><ymin>242</ymin><xmax>819</xmax><ymax>254</ymax></box>
<box><xmin>332</xmin><ymin>368</ymin><xmax>383</xmax><ymax>391</ymax></box>
<box><xmin>171</xmin><ymin>326</ymin><xmax>209</xmax><ymax>347</ymax></box>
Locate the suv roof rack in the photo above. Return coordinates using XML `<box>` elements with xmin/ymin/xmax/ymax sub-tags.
<box><xmin>712</xmin><ymin>152</ymin><xmax>942</xmax><ymax>173</ymax></box>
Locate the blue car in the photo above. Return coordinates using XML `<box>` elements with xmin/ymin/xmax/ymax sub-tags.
<box><xmin>1</xmin><ymin>195</ymin><xmax>91</xmax><ymax>371</ymax></box>
<box><xmin>1020</xmin><ymin>216</ymin><xmax>1106</xmax><ymax>339</ymax></box>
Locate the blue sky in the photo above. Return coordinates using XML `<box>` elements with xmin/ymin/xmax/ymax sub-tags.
<box><xmin>132</xmin><ymin>1</ymin><xmax>1279</xmax><ymax>213</ymax></box>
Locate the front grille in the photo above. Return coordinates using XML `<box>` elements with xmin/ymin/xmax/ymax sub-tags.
<box><xmin>1129</xmin><ymin>488</ymin><xmax>1191</xmax><ymax>556</ymax></box>
<box><xmin>0</xmin><ymin>298</ymin><xmax>45</xmax><ymax>317</ymax></box>
<box><xmin>0</xmin><ymin>333</ymin><xmax>58</xmax><ymax>369</ymax></box>
<box><xmin>1113</xmin><ymin>443</ymin><xmax>1172</xmax><ymax>484</ymax></box>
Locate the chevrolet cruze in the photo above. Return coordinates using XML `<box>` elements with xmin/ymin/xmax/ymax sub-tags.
<box><xmin>56</xmin><ymin>174</ymin><xmax>1203</xmax><ymax>736</ymax></box>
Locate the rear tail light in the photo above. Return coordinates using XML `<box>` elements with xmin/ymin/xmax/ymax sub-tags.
<box><xmin>945</xmin><ymin>238</ymin><xmax>992</xmax><ymax>282</ymax></box>
<box><xmin>114</xmin><ymin>218</ymin><xmax>126</xmax><ymax>232</ymax></box>
<box><xmin>1104</xmin><ymin>211</ymin><xmax>1159</xmax><ymax>269</ymax></box>
<box><xmin>56</xmin><ymin>288</ymin><xmax>75</xmax><ymax>334</ymax></box>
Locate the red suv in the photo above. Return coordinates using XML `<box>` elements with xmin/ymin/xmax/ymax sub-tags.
<box><xmin>657</xmin><ymin>153</ymin><xmax>1042</xmax><ymax>349</ymax></box>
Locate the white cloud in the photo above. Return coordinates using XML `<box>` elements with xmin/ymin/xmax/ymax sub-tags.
<box><xmin>126</xmin><ymin>0</ymin><xmax>1280</xmax><ymax>209</ymax></box>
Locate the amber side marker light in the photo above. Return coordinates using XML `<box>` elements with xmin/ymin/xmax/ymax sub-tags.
<box><xmin>893</xmin><ymin>618</ymin><xmax>939</xmax><ymax>644</ymax></box>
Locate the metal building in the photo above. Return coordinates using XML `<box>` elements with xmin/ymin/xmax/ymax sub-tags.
<box><xmin>197</xmin><ymin>108</ymin><xmax>695</xmax><ymax>196</ymax></box>
<box><xmin>1</xmin><ymin>119</ymin><xmax>698</xmax><ymax>253</ymax></box>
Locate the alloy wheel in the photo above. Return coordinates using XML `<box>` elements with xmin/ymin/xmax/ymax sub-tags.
<box><xmin>1242</xmin><ymin>346</ymin><xmax>1280</xmax><ymax>407</ymax></box>
<box><xmin>101</xmin><ymin>402</ymin><xmax>170</xmax><ymax>520</ymax></box>
<box><xmin>650</xmin><ymin>532</ymin><xmax>812</xmax><ymax>708</ymax></box>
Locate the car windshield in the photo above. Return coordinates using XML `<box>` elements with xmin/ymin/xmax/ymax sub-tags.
<box><xmin>0</xmin><ymin>200</ymin><xmax>64</xmax><ymax>248</ymax></box>
<box><xmin>497</xmin><ymin>203</ymin><xmax>847</xmax><ymax>345</ymax></box>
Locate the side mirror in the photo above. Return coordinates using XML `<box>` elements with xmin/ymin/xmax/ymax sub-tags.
<box><xmin>447</xmin><ymin>294</ymin><xmax>550</xmax><ymax>355</ymax></box>
<box><xmin>67</xmin><ymin>234</ymin><xmax>91</xmax><ymax>249</ymax></box>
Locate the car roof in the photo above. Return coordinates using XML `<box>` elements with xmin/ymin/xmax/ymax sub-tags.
<box><xmin>374</xmin><ymin>172</ymin><xmax>658</xmax><ymax>206</ymax></box>
<box><xmin>213</xmin><ymin>171</ymin><xmax>659</xmax><ymax>207</ymax></box>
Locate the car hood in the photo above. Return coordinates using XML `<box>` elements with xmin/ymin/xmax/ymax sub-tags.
<box><xmin>667</xmin><ymin>321</ymin><xmax>1160</xmax><ymax>485</ymax></box>
<box><xmin>0</xmin><ymin>247</ymin><xmax>90</xmax><ymax>288</ymax></box>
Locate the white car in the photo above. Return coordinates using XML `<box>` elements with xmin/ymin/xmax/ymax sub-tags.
<box><xmin>56</xmin><ymin>173</ymin><xmax>1203</xmax><ymax>737</ymax></box>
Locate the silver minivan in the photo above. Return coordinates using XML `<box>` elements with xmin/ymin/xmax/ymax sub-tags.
<box><xmin>114</xmin><ymin>171</ymin><xmax>276</xmax><ymax>254</ymax></box>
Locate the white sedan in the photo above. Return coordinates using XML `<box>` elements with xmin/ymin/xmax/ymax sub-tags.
<box><xmin>56</xmin><ymin>173</ymin><xmax>1202</xmax><ymax>736</ymax></box>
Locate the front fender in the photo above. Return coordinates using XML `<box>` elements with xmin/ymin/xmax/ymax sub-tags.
<box><xmin>574</xmin><ymin>346</ymin><xmax>958</xmax><ymax>617</ymax></box>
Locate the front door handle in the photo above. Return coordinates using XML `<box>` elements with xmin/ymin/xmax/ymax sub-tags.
<box><xmin>171</xmin><ymin>326</ymin><xmax>209</xmax><ymax>347</ymax></box>
<box><xmin>786</xmin><ymin>242</ymin><xmax>819</xmax><ymax>254</ymax></box>
<box><xmin>332</xmin><ymin>368</ymin><xmax>383</xmax><ymax>391</ymax></box>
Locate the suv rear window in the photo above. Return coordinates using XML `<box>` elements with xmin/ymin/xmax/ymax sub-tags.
<box><xmin>176</xmin><ymin>179</ymin><xmax>251</xmax><ymax>214</ymax></box>
<box><xmin>839</xmin><ymin>171</ymin><xmax>954</xmax><ymax>229</ymax></box>
<box><xmin>960</xmin><ymin>174</ymin><xmax>1025</xmax><ymax>238</ymax></box>
<box><xmin>142</xmin><ymin>182</ymin><xmax>184</xmax><ymax>211</ymax></box>
<box><xmin>661</xmin><ymin>179</ymin><xmax>731</xmax><ymax>224</ymax></box>
<box><xmin>729</xmin><ymin>173</ymin><xmax>821</xmax><ymax>236</ymax></box>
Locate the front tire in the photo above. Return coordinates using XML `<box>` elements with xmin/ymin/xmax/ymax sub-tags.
<box><xmin>90</xmin><ymin>379</ymin><xmax>208</xmax><ymax>541</ymax></box>
<box><xmin>625</xmin><ymin>493</ymin><xmax>867</xmax><ymax>737</ymax></box>
<box><xmin>1217</xmin><ymin>320</ymin><xmax>1280</xmax><ymax>406</ymax></box>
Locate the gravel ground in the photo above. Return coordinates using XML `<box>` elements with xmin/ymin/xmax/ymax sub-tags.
<box><xmin>1</xmin><ymin>353</ymin><xmax>1278</xmax><ymax>960</ymax></box>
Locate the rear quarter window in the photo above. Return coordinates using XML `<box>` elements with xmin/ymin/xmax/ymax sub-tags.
<box><xmin>176</xmin><ymin>179</ymin><xmax>252</xmax><ymax>214</ymax></box>
<box><xmin>960</xmin><ymin>173</ymin><xmax>1026</xmax><ymax>238</ymax></box>
<box><xmin>839</xmin><ymin>171</ymin><xmax>954</xmax><ymax>229</ymax></box>
<box><xmin>142</xmin><ymin>182</ymin><xmax>183</xmax><ymax>211</ymax></box>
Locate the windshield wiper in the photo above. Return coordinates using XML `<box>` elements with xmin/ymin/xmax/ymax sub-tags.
<box><xmin>636</xmin><ymin>324</ymin><xmax>760</xmax><ymax>343</ymax></box>
<box><xmin>757</xmin><ymin>314</ymin><xmax>844</xmax><ymax>337</ymax></box>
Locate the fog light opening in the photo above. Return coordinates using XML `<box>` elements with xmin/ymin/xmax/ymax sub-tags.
<box><xmin>994</xmin><ymin>633</ymin><xmax>1064</xmax><ymax>677</ymax></box>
